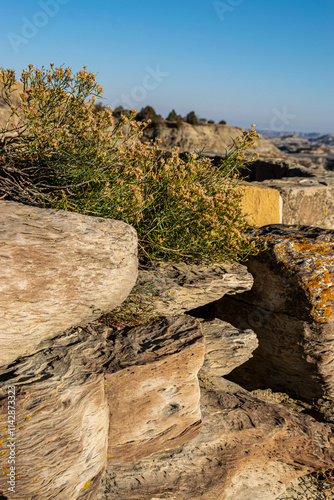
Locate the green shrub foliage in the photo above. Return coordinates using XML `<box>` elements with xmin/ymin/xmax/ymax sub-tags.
<box><xmin>186</xmin><ymin>110</ymin><xmax>198</xmax><ymax>125</ymax></box>
<box><xmin>0</xmin><ymin>64</ymin><xmax>259</xmax><ymax>263</ymax></box>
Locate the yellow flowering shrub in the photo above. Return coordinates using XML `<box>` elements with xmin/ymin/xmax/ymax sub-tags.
<box><xmin>0</xmin><ymin>64</ymin><xmax>259</xmax><ymax>263</ymax></box>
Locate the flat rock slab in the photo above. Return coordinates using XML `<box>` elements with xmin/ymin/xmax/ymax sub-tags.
<box><xmin>0</xmin><ymin>201</ymin><xmax>138</xmax><ymax>366</ymax></box>
<box><xmin>214</xmin><ymin>225</ymin><xmax>334</xmax><ymax>418</ymax></box>
<box><xmin>137</xmin><ymin>261</ymin><xmax>253</xmax><ymax>316</ymax></box>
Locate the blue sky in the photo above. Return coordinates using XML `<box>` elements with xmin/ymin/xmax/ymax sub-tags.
<box><xmin>1</xmin><ymin>0</ymin><xmax>333</xmax><ymax>133</ymax></box>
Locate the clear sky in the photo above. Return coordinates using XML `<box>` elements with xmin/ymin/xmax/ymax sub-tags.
<box><xmin>1</xmin><ymin>0</ymin><xmax>333</xmax><ymax>133</ymax></box>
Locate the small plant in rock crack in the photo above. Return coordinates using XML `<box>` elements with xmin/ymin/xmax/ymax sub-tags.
<box><xmin>98</xmin><ymin>282</ymin><xmax>157</xmax><ymax>329</ymax></box>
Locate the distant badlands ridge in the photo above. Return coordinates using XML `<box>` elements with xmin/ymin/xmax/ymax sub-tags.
<box><xmin>1</xmin><ymin>80</ymin><xmax>333</xmax><ymax>160</ymax></box>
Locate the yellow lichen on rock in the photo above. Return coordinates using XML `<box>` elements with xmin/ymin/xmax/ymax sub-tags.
<box><xmin>258</xmin><ymin>234</ymin><xmax>334</xmax><ymax>323</ymax></box>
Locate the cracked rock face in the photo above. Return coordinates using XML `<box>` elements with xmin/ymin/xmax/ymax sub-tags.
<box><xmin>96</xmin><ymin>377</ymin><xmax>334</xmax><ymax>500</ymax></box>
<box><xmin>214</xmin><ymin>225</ymin><xmax>334</xmax><ymax>419</ymax></box>
<box><xmin>0</xmin><ymin>201</ymin><xmax>138</xmax><ymax>367</ymax></box>
<box><xmin>0</xmin><ymin>316</ymin><xmax>205</xmax><ymax>499</ymax></box>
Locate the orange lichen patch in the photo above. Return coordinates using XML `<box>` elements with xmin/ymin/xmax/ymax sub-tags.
<box><xmin>258</xmin><ymin>234</ymin><xmax>334</xmax><ymax>323</ymax></box>
<box><xmin>0</xmin><ymin>437</ymin><xmax>7</xmax><ymax>446</ymax></box>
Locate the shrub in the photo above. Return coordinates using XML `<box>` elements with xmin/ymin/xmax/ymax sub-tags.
<box><xmin>135</xmin><ymin>105</ymin><xmax>162</xmax><ymax>125</ymax></box>
<box><xmin>186</xmin><ymin>111</ymin><xmax>198</xmax><ymax>125</ymax></box>
<box><xmin>166</xmin><ymin>109</ymin><xmax>183</xmax><ymax>128</ymax></box>
<box><xmin>219</xmin><ymin>120</ymin><xmax>227</xmax><ymax>125</ymax></box>
<box><xmin>0</xmin><ymin>64</ymin><xmax>259</xmax><ymax>264</ymax></box>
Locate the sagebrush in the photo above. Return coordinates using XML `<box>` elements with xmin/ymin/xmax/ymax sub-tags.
<box><xmin>0</xmin><ymin>64</ymin><xmax>260</xmax><ymax>263</ymax></box>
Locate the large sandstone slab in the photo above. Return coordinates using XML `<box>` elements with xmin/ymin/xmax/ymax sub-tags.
<box><xmin>262</xmin><ymin>178</ymin><xmax>334</xmax><ymax>229</ymax></box>
<box><xmin>214</xmin><ymin>225</ymin><xmax>334</xmax><ymax>418</ymax></box>
<box><xmin>0</xmin><ymin>315</ymin><xmax>205</xmax><ymax>499</ymax></box>
<box><xmin>105</xmin><ymin>316</ymin><xmax>205</xmax><ymax>464</ymax></box>
<box><xmin>0</xmin><ymin>201</ymin><xmax>138</xmax><ymax>366</ymax></box>
<box><xmin>96</xmin><ymin>377</ymin><xmax>334</xmax><ymax>500</ymax></box>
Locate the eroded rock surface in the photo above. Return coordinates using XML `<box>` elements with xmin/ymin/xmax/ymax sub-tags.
<box><xmin>0</xmin><ymin>200</ymin><xmax>138</xmax><ymax>367</ymax></box>
<box><xmin>199</xmin><ymin>319</ymin><xmax>258</xmax><ymax>378</ymax></box>
<box><xmin>214</xmin><ymin>225</ymin><xmax>334</xmax><ymax>420</ymax></box>
<box><xmin>137</xmin><ymin>261</ymin><xmax>253</xmax><ymax>316</ymax></box>
<box><xmin>105</xmin><ymin>316</ymin><xmax>205</xmax><ymax>464</ymax></box>
<box><xmin>0</xmin><ymin>315</ymin><xmax>205</xmax><ymax>499</ymax></box>
<box><xmin>96</xmin><ymin>377</ymin><xmax>334</xmax><ymax>500</ymax></box>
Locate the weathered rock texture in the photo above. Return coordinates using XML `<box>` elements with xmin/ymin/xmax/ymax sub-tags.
<box><xmin>136</xmin><ymin>261</ymin><xmax>253</xmax><ymax>316</ymax></box>
<box><xmin>105</xmin><ymin>316</ymin><xmax>205</xmax><ymax>464</ymax></box>
<box><xmin>0</xmin><ymin>325</ymin><xmax>110</xmax><ymax>500</ymax></box>
<box><xmin>0</xmin><ymin>315</ymin><xmax>205</xmax><ymax>499</ymax></box>
<box><xmin>213</xmin><ymin>225</ymin><xmax>334</xmax><ymax>419</ymax></box>
<box><xmin>0</xmin><ymin>201</ymin><xmax>138</xmax><ymax>366</ymax></box>
<box><xmin>96</xmin><ymin>377</ymin><xmax>334</xmax><ymax>500</ymax></box>
<box><xmin>199</xmin><ymin>319</ymin><xmax>258</xmax><ymax>378</ymax></box>
<box><xmin>262</xmin><ymin>178</ymin><xmax>334</xmax><ymax>229</ymax></box>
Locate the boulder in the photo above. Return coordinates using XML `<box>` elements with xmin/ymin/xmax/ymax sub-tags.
<box><xmin>0</xmin><ymin>315</ymin><xmax>205</xmax><ymax>499</ymax></box>
<box><xmin>0</xmin><ymin>201</ymin><xmax>138</xmax><ymax>366</ymax></box>
<box><xmin>213</xmin><ymin>225</ymin><xmax>334</xmax><ymax>419</ymax></box>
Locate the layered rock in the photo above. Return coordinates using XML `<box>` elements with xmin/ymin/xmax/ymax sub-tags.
<box><xmin>261</xmin><ymin>178</ymin><xmax>334</xmax><ymax>229</ymax></box>
<box><xmin>0</xmin><ymin>201</ymin><xmax>138</xmax><ymax>366</ymax></box>
<box><xmin>0</xmin><ymin>315</ymin><xmax>205</xmax><ymax>499</ymax></box>
<box><xmin>214</xmin><ymin>225</ymin><xmax>334</xmax><ymax>419</ymax></box>
<box><xmin>136</xmin><ymin>261</ymin><xmax>253</xmax><ymax>316</ymax></box>
<box><xmin>96</xmin><ymin>377</ymin><xmax>334</xmax><ymax>500</ymax></box>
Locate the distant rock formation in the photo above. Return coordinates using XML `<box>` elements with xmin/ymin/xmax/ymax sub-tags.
<box><xmin>141</xmin><ymin>120</ymin><xmax>282</xmax><ymax>158</ymax></box>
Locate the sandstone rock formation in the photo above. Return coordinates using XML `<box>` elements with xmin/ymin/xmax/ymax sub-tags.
<box><xmin>0</xmin><ymin>201</ymin><xmax>138</xmax><ymax>366</ymax></box>
<box><xmin>141</xmin><ymin>121</ymin><xmax>282</xmax><ymax>158</ymax></box>
<box><xmin>95</xmin><ymin>260</ymin><xmax>334</xmax><ymax>500</ymax></box>
<box><xmin>213</xmin><ymin>225</ymin><xmax>334</xmax><ymax>421</ymax></box>
<box><xmin>96</xmin><ymin>376</ymin><xmax>334</xmax><ymax>500</ymax></box>
<box><xmin>1</xmin><ymin>201</ymin><xmax>334</xmax><ymax>500</ymax></box>
<box><xmin>261</xmin><ymin>177</ymin><xmax>334</xmax><ymax>229</ymax></box>
<box><xmin>136</xmin><ymin>261</ymin><xmax>253</xmax><ymax>317</ymax></box>
<box><xmin>0</xmin><ymin>315</ymin><xmax>205</xmax><ymax>499</ymax></box>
